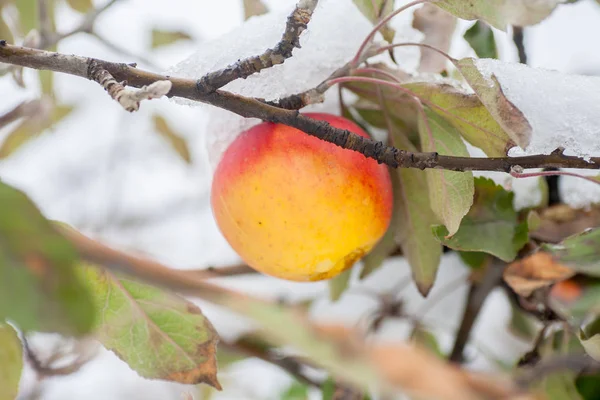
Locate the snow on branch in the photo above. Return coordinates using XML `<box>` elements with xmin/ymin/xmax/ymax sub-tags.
<box><xmin>195</xmin><ymin>0</ymin><xmax>320</xmax><ymax>93</ymax></box>
<box><xmin>1</xmin><ymin>41</ymin><xmax>600</xmax><ymax>172</ymax></box>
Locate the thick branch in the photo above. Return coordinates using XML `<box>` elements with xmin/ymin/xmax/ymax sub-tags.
<box><xmin>2</xmin><ymin>42</ymin><xmax>600</xmax><ymax>172</ymax></box>
<box><xmin>196</xmin><ymin>0</ymin><xmax>319</xmax><ymax>93</ymax></box>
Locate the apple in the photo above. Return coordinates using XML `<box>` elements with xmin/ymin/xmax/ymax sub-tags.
<box><xmin>211</xmin><ymin>113</ymin><xmax>393</xmax><ymax>281</ymax></box>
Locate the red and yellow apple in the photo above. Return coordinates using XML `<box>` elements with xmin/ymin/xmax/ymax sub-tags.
<box><xmin>210</xmin><ymin>113</ymin><xmax>393</xmax><ymax>281</ymax></box>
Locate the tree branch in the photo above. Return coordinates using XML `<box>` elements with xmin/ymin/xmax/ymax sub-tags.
<box><xmin>449</xmin><ymin>262</ymin><xmax>505</xmax><ymax>363</ymax></box>
<box><xmin>2</xmin><ymin>42</ymin><xmax>600</xmax><ymax>172</ymax></box>
<box><xmin>195</xmin><ymin>0</ymin><xmax>319</xmax><ymax>93</ymax></box>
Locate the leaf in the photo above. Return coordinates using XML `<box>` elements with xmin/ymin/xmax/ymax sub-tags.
<box><xmin>459</xmin><ymin>251</ymin><xmax>490</xmax><ymax>269</ymax></box>
<box><xmin>243</xmin><ymin>0</ymin><xmax>268</xmax><ymax>20</ymax></box>
<box><xmin>410</xmin><ymin>326</ymin><xmax>444</xmax><ymax>358</ymax></box>
<box><xmin>0</xmin><ymin>6</ymin><xmax>14</xmax><ymax>45</ymax></box>
<box><xmin>432</xmin><ymin>177</ymin><xmax>528</xmax><ymax>262</ymax></box>
<box><xmin>152</xmin><ymin>114</ymin><xmax>192</xmax><ymax>164</ymax></box>
<box><xmin>405</xmin><ymin>81</ymin><xmax>511</xmax><ymax>157</ymax></box>
<box><xmin>454</xmin><ymin>58</ymin><xmax>532</xmax><ymax>148</ymax></box>
<box><xmin>395</xmin><ymin>162</ymin><xmax>442</xmax><ymax>296</ymax></box>
<box><xmin>464</xmin><ymin>21</ymin><xmax>498</xmax><ymax>59</ymax></box>
<box><xmin>360</xmin><ymin>214</ymin><xmax>397</xmax><ymax>279</ymax></box>
<box><xmin>281</xmin><ymin>382</ymin><xmax>309</xmax><ymax>400</ymax></box>
<box><xmin>151</xmin><ymin>29</ymin><xmax>192</xmax><ymax>48</ymax></box>
<box><xmin>541</xmin><ymin>228</ymin><xmax>600</xmax><ymax>277</ymax></box>
<box><xmin>15</xmin><ymin>0</ymin><xmax>37</xmax><ymax>35</ymax></box>
<box><xmin>321</xmin><ymin>377</ymin><xmax>336</xmax><ymax>400</ymax></box>
<box><xmin>352</xmin><ymin>0</ymin><xmax>395</xmax><ymax>43</ymax></box>
<box><xmin>435</xmin><ymin>0</ymin><xmax>563</xmax><ymax>31</ymax></box>
<box><xmin>0</xmin><ymin>103</ymin><xmax>74</xmax><ymax>159</ymax></box>
<box><xmin>0</xmin><ymin>323</ymin><xmax>23</xmax><ymax>400</ymax></box>
<box><xmin>79</xmin><ymin>264</ymin><xmax>220</xmax><ymax>388</ymax></box>
<box><xmin>539</xmin><ymin>373</ymin><xmax>583</xmax><ymax>400</ymax></box>
<box><xmin>576</xmin><ymin>374</ymin><xmax>600</xmax><ymax>400</ymax></box>
<box><xmin>0</xmin><ymin>183</ymin><xmax>94</xmax><ymax>334</ymax></box>
<box><xmin>507</xmin><ymin>299</ymin><xmax>537</xmax><ymax>341</ymax></box>
<box><xmin>504</xmin><ymin>252</ymin><xmax>575</xmax><ymax>297</ymax></box>
<box><xmin>548</xmin><ymin>277</ymin><xmax>600</xmax><ymax>323</ymax></box>
<box><xmin>417</xmin><ymin>107</ymin><xmax>474</xmax><ymax>236</ymax></box>
<box><xmin>328</xmin><ymin>268</ymin><xmax>352</xmax><ymax>301</ymax></box>
<box><xmin>579</xmin><ymin>318</ymin><xmax>600</xmax><ymax>362</ymax></box>
<box><xmin>412</xmin><ymin>4</ymin><xmax>457</xmax><ymax>73</ymax></box>
<box><xmin>65</xmin><ymin>0</ymin><xmax>93</xmax><ymax>13</ymax></box>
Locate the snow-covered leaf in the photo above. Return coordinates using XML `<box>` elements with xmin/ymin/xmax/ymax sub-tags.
<box><xmin>433</xmin><ymin>178</ymin><xmax>528</xmax><ymax>262</ymax></box>
<box><xmin>79</xmin><ymin>264</ymin><xmax>220</xmax><ymax>388</ymax></box>
<box><xmin>0</xmin><ymin>323</ymin><xmax>22</xmax><ymax>400</ymax></box>
<box><xmin>0</xmin><ymin>183</ymin><xmax>94</xmax><ymax>335</ymax></box>
<box><xmin>407</xmin><ymin>81</ymin><xmax>511</xmax><ymax>157</ymax></box>
<box><xmin>458</xmin><ymin>58</ymin><xmax>600</xmax><ymax>158</ymax></box>
<box><xmin>352</xmin><ymin>0</ymin><xmax>395</xmax><ymax>43</ymax></box>
<box><xmin>454</xmin><ymin>58</ymin><xmax>532</xmax><ymax>149</ymax></box>
<box><xmin>417</xmin><ymin>108</ymin><xmax>474</xmax><ymax>236</ymax></box>
<box><xmin>464</xmin><ymin>21</ymin><xmax>497</xmax><ymax>59</ymax></box>
<box><xmin>412</xmin><ymin>4</ymin><xmax>456</xmax><ymax>73</ymax></box>
<box><xmin>436</xmin><ymin>0</ymin><xmax>564</xmax><ymax>31</ymax></box>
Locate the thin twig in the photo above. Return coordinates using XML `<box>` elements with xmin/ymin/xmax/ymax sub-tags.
<box><xmin>189</xmin><ymin>264</ymin><xmax>256</xmax><ymax>278</ymax></box>
<box><xmin>515</xmin><ymin>354</ymin><xmax>600</xmax><ymax>388</ymax></box>
<box><xmin>2</xmin><ymin>43</ymin><xmax>600</xmax><ymax>172</ymax></box>
<box><xmin>512</xmin><ymin>26</ymin><xmax>527</xmax><ymax>65</ymax></box>
<box><xmin>0</xmin><ymin>99</ymin><xmax>42</xmax><ymax>129</ymax></box>
<box><xmin>196</xmin><ymin>0</ymin><xmax>319</xmax><ymax>93</ymax></box>
<box><xmin>449</xmin><ymin>262</ymin><xmax>505</xmax><ymax>363</ymax></box>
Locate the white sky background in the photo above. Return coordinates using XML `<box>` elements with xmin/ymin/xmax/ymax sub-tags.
<box><xmin>2</xmin><ymin>0</ymin><xmax>600</xmax><ymax>399</ymax></box>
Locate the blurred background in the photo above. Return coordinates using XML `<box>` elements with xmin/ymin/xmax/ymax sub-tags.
<box><xmin>2</xmin><ymin>0</ymin><xmax>600</xmax><ymax>399</ymax></box>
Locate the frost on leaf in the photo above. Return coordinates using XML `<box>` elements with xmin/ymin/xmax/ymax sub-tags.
<box><xmin>417</xmin><ymin>108</ymin><xmax>474</xmax><ymax>237</ymax></box>
<box><xmin>80</xmin><ymin>265</ymin><xmax>220</xmax><ymax>388</ymax></box>
<box><xmin>435</xmin><ymin>0</ymin><xmax>564</xmax><ymax>31</ymax></box>
<box><xmin>455</xmin><ymin>58</ymin><xmax>532</xmax><ymax>149</ymax></box>
<box><xmin>459</xmin><ymin>58</ymin><xmax>600</xmax><ymax>159</ymax></box>
<box><xmin>0</xmin><ymin>182</ymin><xmax>94</xmax><ymax>335</ymax></box>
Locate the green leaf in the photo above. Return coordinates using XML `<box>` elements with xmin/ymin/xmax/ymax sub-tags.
<box><xmin>321</xmin><ymin>377</ymin><xmax>336</xmax><ymax>400</ymax></box>
<box><xmin>394</xmin><ymin>159</ymin><xmax>442</xmax><ymax>296</ymax></box>
<box><xmin>576</xmin><ymin>374</ymin><xmax>600</xmax><ymax>400</ymax></box>
<box><xmin>352</xmin><ymin>0</ymin><xmax>395</xmax><ymax>43</ymax></box>
<box><xmin>406</xmin><ymin>81</ymin><xmax>511</xmax><ymax>157</ymax></box>
<box><xmin>432</xmin><ymin>177</ymin><xmax>528</xmax><ymax>262</ymax></box>
<box><xmin>243</xmin><ymin>0</ymin><xmax>268</xmax><ymax>20</ymax></box>
<box><xmin>459</xmin><ymin>251</ymin><xmax>490</xmax><ymax>269</ymax></box>
<box><xmin>151</xmin><ymin>29</ymin><xmax>192</xmax><ymax>49</ymax></box>
<box><xmin>539</xmin><ymin>373</ymin><xmax>583</xmax><ymax>400</ymax></box>
<box><xmin>280</xmin><ymin>382</ymin><xmax>309</xmax><ymax>400</ymax></box>
<box><xmin>360</xmin><ymin>219</ymin><xmax>396</xmax><ymax>279</ymax></box>
<box><xmin>0</xmin><ymin>183</ymin><xmax>94</xmax><ymax>334</ymax></box>
<box><xmin>435</xmin><ymin>0</ymin><xmax>561</xmax><ymax>31</ymax></box>
<box><xmin>464</xmin><ymin>21</ymin><xmax>498</xmax><ymax>59</ymax></box>
<box><xmin>0</xmin><ymin>323</ymin><xmax>23</xmax><ymax>400</ymax></box>
<box><xmin>79</xmin><ymin>264</ymin><xmax>220</xmax><ymax>388</ymax></box>
<box><xmin>410</xmin><ymin>326</ymin><xmax>444</xmax><ymax>358</ymax></box>
<box><xmin>328</xmin><ymin>268</ymin><xmax>352</xmax><ymax>301</ymax></box>
<box><xmin>579</xmin><ymin>318</ymin><xmax>600</xmax><ymax>362</ymax></box>
<box><xmin>454</xmin><ymin>58</ymin><xmax>532</xmax><ymax>148</ymax></box>
<box><xmin>507</xmin><ymin>299</ymin><xmax>537</xmax><ymax>341</ymax></box>
<box><xmin>541</xmin><ymin>228</ymin><xmax>600</xmax><ymax>277</ymax></box>
<box><xmin>0</xmin><ymin>104</ymin><xmax>74</xmax><ymax>159</ymax></box>
<box><xmin>152</xmin><ymin>114</ymin><xmax>192</xmax><ymax>164</ymax></box>
<box><xmin>15</xmin><ymin>0</ymin><xmax>37</xmax><ymax>35</ymax></box>
<box><xmin>417</xmin><ymin>107</ymin><xmax>474</xmax><ymax>236</ymax></box>
<box><xmin>65</xmin><ymin>0</ymin><xmax>94</xmax><ymax>13</ymax></box>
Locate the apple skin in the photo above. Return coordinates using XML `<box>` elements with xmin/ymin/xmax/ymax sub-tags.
<box><xmin>210</xmin><ymin>113</ymin><xmax>393</xmax><ymax>281</ymax></box>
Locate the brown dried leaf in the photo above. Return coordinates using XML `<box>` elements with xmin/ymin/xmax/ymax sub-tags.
<box><xmin>504</xmin><ymin>252</ymin><xmax>575</xmax><ymax>297</ymax></box>
<box><xmin>531</xmin><ymin>205</ymin><xmax>600</xmax><ymax>244</ymax></box>
<box><xmin>412</xmin><ymin>4</ymin><xmax>457</xmax><ymax>73</ymax></box>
